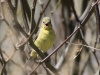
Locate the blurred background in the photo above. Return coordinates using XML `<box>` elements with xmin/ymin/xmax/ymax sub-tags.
<box><xmin>0</xmin><ymin>0</ymin><xmax>100</xmax><ymax>75</ymax></box>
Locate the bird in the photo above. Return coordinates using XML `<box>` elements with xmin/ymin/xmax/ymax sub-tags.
<box><xmin>30</xmin><ymin>17</ymin><xmax>56</xmax><ymax>59</ymax></box>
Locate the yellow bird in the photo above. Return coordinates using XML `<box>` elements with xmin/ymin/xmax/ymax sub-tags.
<box><xmin>30</xmin><ymin>17</ymin><xmax>56</xmax><ymax>59</ymax></box>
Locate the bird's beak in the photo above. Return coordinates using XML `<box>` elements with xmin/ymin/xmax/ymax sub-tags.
<box><xmin>45</xmin><ymin>22</ymin><xmax>51</xmax><ymax>26</ymax></box>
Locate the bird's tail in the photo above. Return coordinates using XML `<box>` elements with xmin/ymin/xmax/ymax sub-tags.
<box><xmin>30</xmin><ymin>49</ymin><xmax>37</xmax><ymax>59</ymax></box>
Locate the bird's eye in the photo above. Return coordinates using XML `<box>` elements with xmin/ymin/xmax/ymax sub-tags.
<box><xmin>43</xmin><ymin>22</ymin><xmax>45</xmax><ymax>23</ymax></box>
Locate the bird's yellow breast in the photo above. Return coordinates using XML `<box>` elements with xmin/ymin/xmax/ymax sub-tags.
<box><xmin>34</xmin><ymin>28</ymin><xmax>56</xmax><ymax>52</ymax></box>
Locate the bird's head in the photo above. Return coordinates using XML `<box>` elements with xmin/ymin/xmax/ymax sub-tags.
<box><xmin>42</xmin><ymin>17</ymin><xmax>52</xmax><ymax>30</ymax></box>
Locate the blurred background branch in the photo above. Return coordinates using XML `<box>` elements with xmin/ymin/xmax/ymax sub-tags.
<box><xmin>0</xmin><ymin>0</ymin><xmax>100</xmax><ymax>75</ymax></box>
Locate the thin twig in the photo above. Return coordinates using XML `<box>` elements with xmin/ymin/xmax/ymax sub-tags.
<box><xmin>50</xmin><ymin>0</ymin><xmax>61</xmax><ymax>17</ymax></box>
<box><xmin>22</xmin><ymin>0</ymin><xmax>31</xmax><ymax>21</ymax></box>
<box><xmin>93</xmin><ymin>4</ymin><xmax>100</xmax><ymax>65</ymax></box>
<box><xmin>80</xmin><ymin>0</ymin><xmax>99</xmax><ymax>25</ymax></box>
<box><xmin>79</xmin><ymin>0</ymin><xmax>93</xmax><ymax>21</ymax></box>
<box><xmin>0</xmin><ymin>48</ymin><xmax>7</xmax><ymax>75</ymax></box>
<box><xmin>92</xmin><ymin>0</ymin><xmax>100</xmax><ymax>64</ymax></box>
<box><xmin>69</xmin><ymin>0</ymin><xmax>80</xmax><ymax>22</ymax></box>
<box><xmin>14</xmin><ymin>0</ymin><xmax>18</xmax><ymax>15</ymax></box>
<box><xmin>93</xmin><ymin>42</ymin><xmax>99</xmax><ymax>65</ymax></box>
<box><xmin>38</xmin><ymin>0</ymin><xmax>44</xmax><ymax>9</ymax></box>
<box><xmin>6</xmin><ymin>30</ymin><xmax>17</xmax><ymax>62</ymax></box>
<box><xmin>94</xmin><ymin>0</ymin><xmax>100</xmax><ymax>42</ymax></box>
<box><xmin>20</xmin><ymin>0</ymin><xmax>29</xmax><ymax>32</ymax></box>
<box><xmin>66</xmin><ymin>41</ymin><xmax>100</xmax><ymax>51</ymax></box>
<box><xmin>73</xmin><ymin>46</ymin><xmax>83</xmax><ymax>59</ymax></box>
<box><xmin>30</xmin><ymin>0</ymin><xmax>37</xmax><ymax>33</ymax></box>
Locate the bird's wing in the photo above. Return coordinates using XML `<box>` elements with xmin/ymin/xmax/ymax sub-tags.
<box><xmin>33</xmin><ymin>27</ymin><xmax>42</xmax><ymax>41</ymax></box>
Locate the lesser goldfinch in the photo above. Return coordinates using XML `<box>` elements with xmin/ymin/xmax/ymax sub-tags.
<box><xmin>30</xmin><ymin>17</ymin><xmax>56</xmax><ymax>59</ymax></box>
